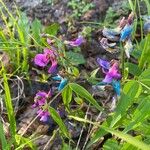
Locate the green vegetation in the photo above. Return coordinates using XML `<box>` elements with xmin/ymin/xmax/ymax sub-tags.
<box><xmin>0</xmin><ymin>0</ymin><xmax>150</xmax><ymax>149</ymax></box>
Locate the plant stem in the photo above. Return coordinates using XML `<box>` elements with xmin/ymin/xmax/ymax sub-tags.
<box><xmin>121</xmin><ymin>43</ymin><xmax>125</xmax><ymax>80</ymax></box>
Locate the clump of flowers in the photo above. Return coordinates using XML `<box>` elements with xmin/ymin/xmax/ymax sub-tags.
<box><xmin>32</xmin><ymin>91</ymin><xmax>51</xmax><ymax>122</ymax></box>
<box><xmin>34</xmin><ymin>48</ymin><xmax>57</xmax><ymax>74</ymax></box>
<box><xmin>101</xmin><ymin>12</ymin><xmax>134</xmax><ymax>58</ymax></box>
<box><xmin>97</xmin><ymin>58</ymin><xmax>121</xmax><ymax>96</ymax></box>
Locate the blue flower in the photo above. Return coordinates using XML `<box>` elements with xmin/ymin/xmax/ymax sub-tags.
<box><xmin>52</xmin><ymin>74</ymin><xmax>68</xmax><ymax>91</ymax></box>
<box><xmin>111</xmin><ymin>80</ymin><xmax>121</xmax><ymax>96</ymax></box>
<box><xmin>120</xmin><ymin>24</ymin><xmax>132</xmax><ymax>42</ymax></box>
<box><xmin>58</xmin><ymin>78</ymin><xmax>68</xmax><ymax>91</ymax></box>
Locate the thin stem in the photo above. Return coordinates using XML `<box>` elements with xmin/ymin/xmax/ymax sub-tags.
<box><xmin>120</xmin><ymin>43</ymin><xmax>125</xmax><ymax>80</ymax></box>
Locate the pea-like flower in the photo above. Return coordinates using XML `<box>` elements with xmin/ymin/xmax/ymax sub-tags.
<box><xmin>103</xmin><ymin>62</ymin><xmax>121</xmax><ymax>83</ymax></box>
<box><xmin>100</xmin><ymin>38</ymin><xmax>119</xmax><ymax>53</ymax></box>
<box><xmin>97</xmin><ymin>58</ymin><xmax>110</xmax><ymax>73</ymax></box>
<box><xmin>37</xmin><ymin>109</ymin><xmax>50</xmax><ymax>122</ymax></box>
<box><xmin>52</xmin><ymin>74</ymin><xmax>68</xmax><ymax>91</ymax></box>
<box><xmin>65</xmin><ymin>35</ymin><xmax>84</xmax><ymax>47</ymax></box>
<box><xmin>97</xmin><ymin>58</ymin><xmax>121</xmax><ymax>83</ymax></box>
<box><xmin>124</xmin><ymin>39</ymin><xmax>133</xmax><ymax>58</ymax></box>
<box><xmin>32</xmin><ymin>91</ymin><xmax>51</xmax><ymax>108</ymax></box>
<box><xmin>34</xmin><ymin>53</ymin><xmax>49</xmax><ymax>67</ymax></box>
<box><xmin>120</xmin><ymin>24</ymin><xmax>132</xmax><ymax>42</ymax></box>
<box><xmin>34</xmin><ymin>48</ymin><xmax>57</xmax><ymax>74</ymax></box>
<box><xmin>112</xmin><ymin>80</ymin><xmax>121</xmax><ymax>96</ymax></box>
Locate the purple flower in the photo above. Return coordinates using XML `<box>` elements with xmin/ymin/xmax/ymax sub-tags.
<box><xmin>97</xmin><ymin>58</ymin><xmax>110</xmax><ymax>73</ymax></box>
<box><xmin>34</xmin><ymin>48</ymin><xmax>58</xmax><ymax>74</ymax></box>
<box><xmin>32</xmin><ymin>91</ymin><xmax>51</xmax><ymax>108</ymax></box>
<box><xmin>65</xmin><ymin>35</ymin><xmax>84</xmax><ymax>47</ymax></box>
<box><xmin>37</xmin><ymin>109</ymin><xmax>50</xmax><ymax>122</ymax></box>
<box><xmin>48</xmin><ymin>58</ymin><xmax>57</xmax><ymax>74</ymax></box>
<box><xmin>34</xmin><ymin>54</ymin><xmax>49</xmax><ymax>67</ymax></box>
<box><xmin>127</xmin><ymin>12</ymin><xmax>134</xmax><ymax>25</ymax></box>
<box><xmin>103</xmin><ymin>62</ymin><xmax>121</xmax><ymax>83</ymax></box>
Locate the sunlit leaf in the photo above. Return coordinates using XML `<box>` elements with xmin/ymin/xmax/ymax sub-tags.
<box><xmin>69</xmin><ymin>83</ymin><xmax>103</xmax><ymax>111</ymax></box>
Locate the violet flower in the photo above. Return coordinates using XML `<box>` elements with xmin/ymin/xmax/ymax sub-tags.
<box><xmin>32</xmin><ymin>91</ymin><xmax>51</xmax><ymax>108</ymax></box>
<box><xmin>48</xmin><ymin>58</ymin><xmax>57</xmax><ymax>74</ymax></box>
<box><xmin>97</xmin><ymin>58</ymin><xmax>121</xmax><ymax>83</ymax></box>
<box><xmin>65</xmin><ymin>35</ymin><xmax>84</xmax><ymax>47</ymax></box>
<box><xmin>97</xmin><ymin>58</ymin><xmax>110</xmax><ymax>73</ymax></box>
<box><xmin>37</xmin><ymin>109</ymin><xmax>50</xmax><ymax>122</ymax></box>
<box><xmin>103</xmin><ymin>62</ymin><xmax>121</xmax><ymax>83</ymax></box>
<box><xmin>34</xmin><ymin>54</ymin><xmax>49</xmax><ymax>67</ymax></box>
<box><xmin>47</xmin><ymin>38</ymin><xmax>52</xmax><ymax>45</ymax></box>
<box><xmin>34</xmin><ymin>48</ymin><xmax>57</xmax><ymax>74</ymax></box>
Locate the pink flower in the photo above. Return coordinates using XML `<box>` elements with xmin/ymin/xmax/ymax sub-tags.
<box><xmin>32</xmin><ymin>91</ymin><xmax>51</xmax><ymax>108</ymax></box>
<box><xmin>34</xmin><ymin>54</ymin><xmax>49</xmax><ymax>67</ymax></box>
<box><xmin>48</xmin><ymin>58</ymin><xmax>57</xmax><ymax>74</ymax></box>
<box><xmin>34</xmin><ymin>48</ymin><xmax>57</xmax><ymax>74</ymax></box>
<box><xmin>103</xmin><ymin>62</ymin><xmax>121</xmax><ymax>83</ymax></box>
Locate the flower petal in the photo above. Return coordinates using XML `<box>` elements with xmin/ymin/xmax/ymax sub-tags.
<box><xmin>112</xmin><ymin>80</ymin><xmax>121</xmax><ymax>96</ymax></box>
<box><xmin>36</xmin><ymin>91</ymin><xmax>47</xmax><ymax>98</ymax></box>
<box><xmin>58</xmin><ymin>78</ymin><xmax>68</xmax><ymax>91</ymax></box>
<box><xmin>48</xmin><ymin>59</ymin><xmax>57</xmax><ymax>74</ymax></box>
<box><xmin>103</xmin><ymin>74</ymin><xmax>113</xmax><ymax>83</ymax></box>
<box><xmin>97</xmin><ymin>58</ymin><xmax>110</xmax><ymax>70</ymax></box>
<box><xmin>124</xmin><ymin>39</ymin><xmax>133</xmax><ymax>58</ymax></box>
<box><xmin>34</xmin><ymin>54</ymin><xmax>49</xmax><ymax>67</ymax></box>
<box><xmin>120</xmin><ymin>24</ymin><xmax>132</xmax><ymax>42</ymax></box>
<box><xmin>66</xmin><ymin>35</ymin><xmax>84</xmax><ymax>47</ymax></box>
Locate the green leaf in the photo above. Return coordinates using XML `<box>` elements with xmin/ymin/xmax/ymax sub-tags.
<box><xmin>123</xmin><ymin>96</ymin><xmax>150</xmax><ymax>133</ymax></box>
<box><xmin>139</xmin><ymin>68</ymin><xmax>150</xmax><ymax>79</ymax></box>
<box><xmin>44</xmin><ymin>23</ymin><xmax>59</xmax><ymax>36</ymax></box>
<box><xmin>62</xmin><ymin>143</ymin><xmax>72</xmax><ymax>150</ymax></box>
<box><xmin>15</xmin><ymin>134</ymin><xmax>36</xmax><ymax>150</ymax></box>
<box><xmin>0</xmin><ymin>119</ymin><xmax>9</xmax><ymax>150</ymax></box>
<box><xmin>62</xmin><ymin>85</ymin><xmax>72</xmax><ymax>107</ymax></box>
<box><xmin>139</xmin><ymin>34</ymin><xmax>150</xmax><ymax>69</ymax></box>
<box><xmin>17</xmin><ymin>12</ymin><xmax>30</xmax><ymax>43</ymax></box>
<box><xmin>2</xmin><ymin>66</ymin><xmax>16</xmax><ymax>142</ymax></box>
<box><xmin>31</xmin><ymin>19</ymin><xmax>42</xmax><ymax>45</ymax></box>
<box><xmin>69</xmin><ymin>83</ymin><xmax>103</xmax><ymax>111</ymax></box>
<box><xmin>110</xmin><ymin>81</ymin><xmax>142</xmax><ymax>127</ymax></box>
<box><xmin>103</xmin><ymin>139</ymin><xmax>121</xmax><ymax>150</ymax></box>
<box><xmin>48</xmin><ymin>107</ymin><xmax>70</xmax><ymax>138</ymax></box>
<box><xmin>104</xmin><ymin>128</ymin><xmax>150</xmax><ymax>150</ymax></box>
<box><xmin>125</xmin><ymin>62</ymin><xmax>142</xmax><ymax>76</ymax></box>
<box><xmin>69</xmin><ymin>116</ymin><xmax>150</xmax><ymax>150</ymax></box>
<box><xmin>90</xmin><ymin>68</ymin><xmax>99</xmax><ymax>78</ymax></box>
<box><xmin>138</xmin><ymin>68</ymin><xmax>150</xmax><ymax>87</ymax></box>
<box><xmin>66</xmin><ymin>51</ymin><xmax>85</xmax><ymax>65</ymax></box>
